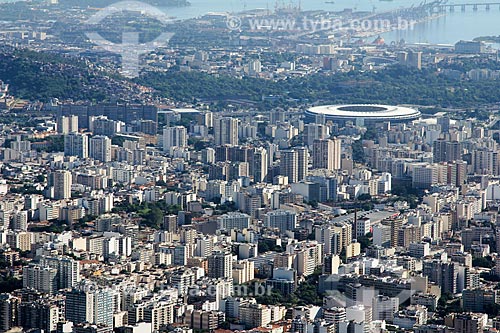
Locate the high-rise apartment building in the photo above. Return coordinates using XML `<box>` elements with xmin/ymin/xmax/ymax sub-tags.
<box><xmin>163</xmin><ymin>126</ymin><xmax>187</xmax><ymax>152</ymax></box>
<box><xmin>207</xmin><ymin>252</ymin><xmax>233</xmax><ymax>279</ymax></box>
<box><xmin>22</xmin><ymin>264</ymin><xmax>58</xmax><ymax>294</ymax></box>
<box><xmin>0</xmin><ymin>293</ymin><xmax>20</xmax><ymax>332</ymax></box>
<box><xmin>304</xmin><ymin>123</ymin><xmax>329</xmax><ymax>146</ymax></box>
<box><xmin>253</xmin><ymin>147</ymin><xmax>268</xmax><ymax>183</ymax></box>
<box><xmin>280</xmin><ymin>150</ymin><xmax>297</xmax><ymax>183</ymax></box>
<box><xmin>312</xmin><ymin>138</ymin><xmax>341</xmax><ymax>171</ymax></box>
<box><xmin>214</xmin><ymin>117</ymin><xmax>239</xmax><ymax>146</ymax></box>
<box><xmin>297</xmin><ymin>147</ymin><xmax>308</xmax><ymax>182</ymax></box>
<box><xmin>216</xmin><ymin>212</ymin><xmax>251</xmax><ymax>231</ymax></box>
<box><xmin>90</xmin><ymin>116</ymin><xmax>122</xmax><ymax>137</ymax></box>
<box><xmin>64</xmin><ymin>133</ymin><xmax>89</xmax><ymax>158</ymax></box>
<box><xmin>89</xmin><ymin>136</ymin><xmax>112</xmax><ymax>163</ymax></box>
<box><xmin>48</xmin><ymin>170</ymin><xmax>72</xmax><ymax>200</ymax></box>
<box><xmin>433</xmin><ymin>139</ymin><xmax>463</xmax><ymax>163</ymax></box>
<box><xmin>264</xmin><ymin>210</ymin><xmax>297</xmax><ymax>232</ymax></box>
<box><xmin>39</xmin><ymin>256</ymin><xmax>81</xmax><ymax>290</ymax></box>
<box><xmin>57</xmin><ymin>115</ymin><xmax>79</xmax><ymax>134</ymax></box>
<box><xmin>65</xmin><ymin>284</ymin><xmax>113</xmax><ymax>328</ymax></box>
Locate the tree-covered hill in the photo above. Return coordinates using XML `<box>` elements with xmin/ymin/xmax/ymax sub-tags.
<box><xmin>0</xmin><ymin>49</ymin><xmax>146</xmax><ymax>103</ymax></box>
<box><xmin>3</xmin><ymin>47</ymin><xmax>500</xmax><ymax>109</ymax></box>
<box><xmin>136</xmin><ymin>65</ymin><xmax>500</xmax><ymax>108</ymax></box>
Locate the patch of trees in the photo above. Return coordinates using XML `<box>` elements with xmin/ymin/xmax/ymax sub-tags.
<box><xmin>113</xmin><ymin>201</ymin><xmax>182</xmax><ymax>229</ymax></box>
<box><xmin>0</xmin><ymin>276</ymin><xmax>22</xmax><ymax>293</ymax></box>
<box><xmin>472</xmin><ymin>256</ymin><xmax>495</xmax><ymax>268</ymax></box>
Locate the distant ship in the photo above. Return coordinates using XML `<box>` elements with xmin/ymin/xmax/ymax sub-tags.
<box><xmin>379</xmin><ymin>0</ymin><xmax>394</xmax><ymax>2</ymax></box>
<box><xmin>325</xmin><ymin>1</ymin><xmax>335</xmax><ymax>3</ymax></box>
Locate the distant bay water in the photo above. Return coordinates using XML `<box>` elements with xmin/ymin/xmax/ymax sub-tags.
<box><xmin>1</xmin><ymin>0</ymin><xmax>500</xmax><ymax>45</ymax></box>
<box><xmin>163</xmin><ymin>0</ymin><xmax>500</xmax><ymax>45</ymax></box>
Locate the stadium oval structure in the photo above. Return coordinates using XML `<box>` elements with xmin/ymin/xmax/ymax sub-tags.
<box><xmin>305</xmin><ymin>104</ymin><xmax>421</xmax><ymax>125</ymax></box>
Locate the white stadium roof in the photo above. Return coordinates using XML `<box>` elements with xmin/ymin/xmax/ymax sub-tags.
<box><xmin>305</xmin><ymin>104</ymin><xmax>421</xmax><ymax>122</ymax></box>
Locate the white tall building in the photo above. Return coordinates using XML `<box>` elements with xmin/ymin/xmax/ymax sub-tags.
<box><xmin>144</xmin><ymin>301</ymin><xmax>175</xmax><ymax>331</ymax></box>
<box><xmin>264</xmin><ymin>210</ymin><xmax>297</xmax><ymax>232</ymax></box>
<box><xmin>355</xmin><ymin>218</ymin><xmax>371</xmax><ymax>238</ymax></box>
<box><xmin>90</xmin><ymin>116</ymin><xmax>122</xmax><ymax>136</ymax></box>
<box><xmin>214</xmin><ymin>117</ymin><xmax>239</xmax><ymax>146</ymax></box>
<box><xmin>217</xmin><ymin>212</ymin><xmax>251</xmax><ymax>230</ymax></box>
<box><xmin>202</xmin><ymin>147</ymin><xmax>216</xmax><ymax>164</ymax></box>
<box><xmin>290</xmin><ymin>242</ymin><xmax>323</xmax><ymax>276</ymax></box>
<box><xmin>378</xmin><ymin>172</ymin><xmax>392</xmax><ymax>194</ymax></box>
<box><xmin>49</xmin><ymin>170</ymin><xmax>72</xmax><ymax>200</ymax></box>
<box><xmin>89</xmin><ymin>135</ymin><xmax>112</xmax><ymax>162</ymax></box>
<box><xmin>163</xmin><ymin>126</ymin><xmax>187</xmax><ymax>152</ymax></box>
<box><xmin>280</xmin><ymin>150</ymin><xmax>298</xmax><ymax>184</ymax></box>
<box><xmin>11</xmin><ymin>210</ymin><xmax>28</xmax><ymax>231</ymax></box>
<box><xmin>253</xmin><ymin>147</ymin><xmax>269</xmax><ymax>183</ymax></box>
<box><xmin>64</xmin><ymin>133</ymin><xmax>88</xmax><ymax>158</ymax></box>
<box><xmin>207</xmin><ymin>252</ymin><xmax>233</xmax><ymax>279</ymax></box>
<box><xmin>57</xmin><ymin>115</ymin><xmax>78</xmax><ymax>134</ymax></box>
<box><xmin>346</xmin><ymin>304</ymin><xmax>372</xmax><ymax>332</ymax></box>
<box><xmin>315</xmin><ymin>226</ymin><xmax>341</xmax><ymax>255</ymax></box>
<box><xmin>412</xmin><ymin>164</ymin><xmax>447</xmax><ymax>189</ymax></box>
<box><xmin>304</xmin><ymin>123</ymin><xmax>329</xmax><ymax>146</ymax></box>
<box><xmin>372</xmin><ymin>295</ymin><xmax>399</xmax><ymax>322</ymax></box>
<box><xmin>65</xmin><ymin>283</ymin><xmax>114</xmax><ymax>328</ymax></box>
<box><xmin>233</xmin><ymin>260</ymin><xmax>255</xmax><ymax>284</ymax></box>
<box><xmin>280</xmin><ymin>148</ymin><xmax>308</xmax><ymax>183</ymax></box>
<box><xmin>195</xmin><ymin>236</ymin><xmax>214</xmax><ymax>257</ymax></box>
<box><xmin>312</xmin><ymin>138</ymin><xmax>341</xmax><ymax>171</ymax></box>
<box><xmin>297</xmin><ymin>147</ymin><xmax>309</xmax><ymax>182</ymax></box>
<box><xmin>38</xmin><ymin>256</ymin><xmax>81</xmax><ymax>292</ymax></box>
<box><xmin>171</xmin><ymin>270</ymin><xmax>196</xmax><ymax>295</ymax></box>
<box><xmin>248</xmin><ymin>59</ymin><xmax>262</xmax><ymax>75</ymax></box>
<box><xmin>240</xmin><ymin>304</ymin><xmax>272</xmax><ymax>329</ymax></box>
<box><xmin>22</xmin><ymin>264</ymin><xmax>58</xmax><ymax>294</ymax></box>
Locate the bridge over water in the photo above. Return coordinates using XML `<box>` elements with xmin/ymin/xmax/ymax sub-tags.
<box><xmin>430</xmin><ymin>2</ymin><xmax>500</xmax><ymax>12</ymax></box>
